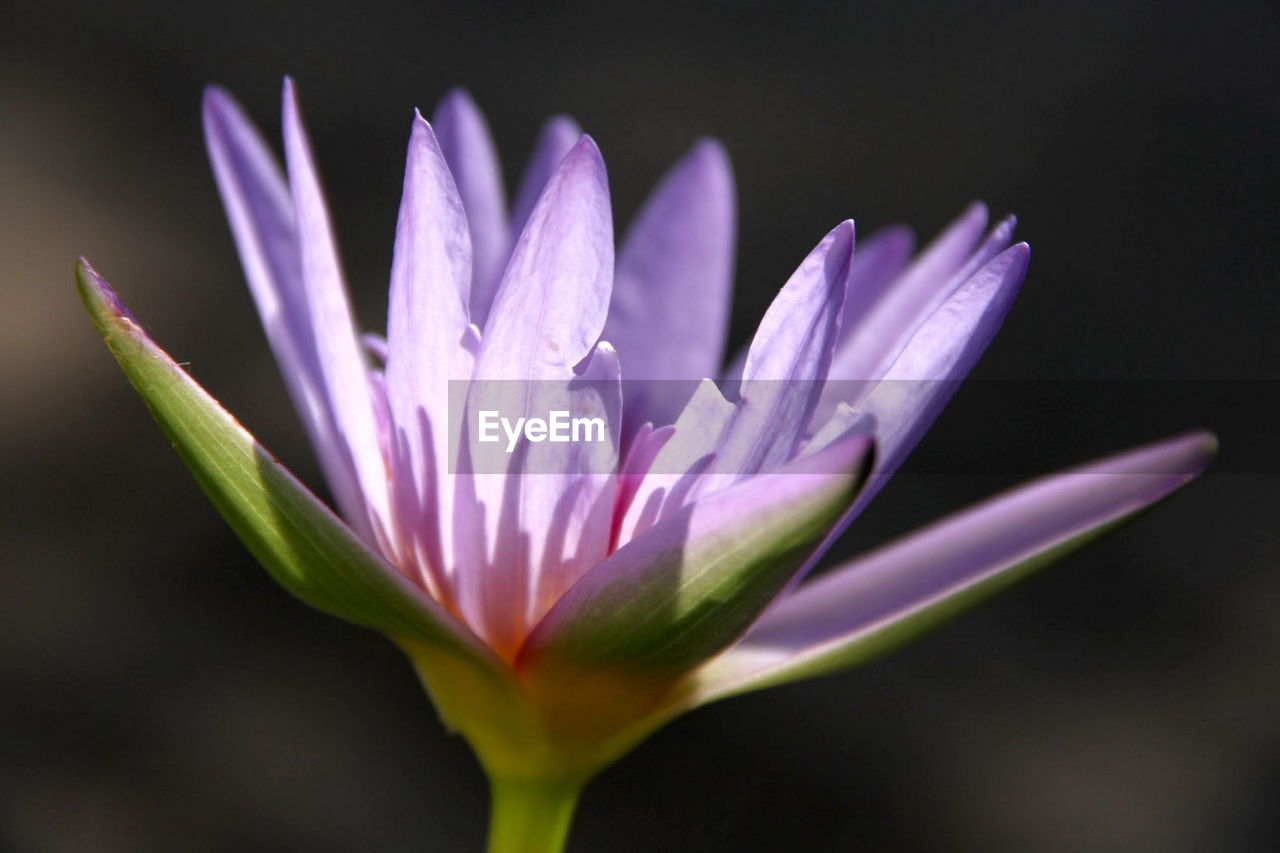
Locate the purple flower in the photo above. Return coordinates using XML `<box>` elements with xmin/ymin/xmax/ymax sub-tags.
<box><xmin>78</xmin><ymin>78</ymin><xmax>1214</xmax><ymax>850</ymax></box>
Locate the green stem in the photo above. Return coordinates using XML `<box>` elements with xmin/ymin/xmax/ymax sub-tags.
<box><xmin>486</xmin><ymin>775</ymin><xmax>585</xmax><ymax>853</ymax></box>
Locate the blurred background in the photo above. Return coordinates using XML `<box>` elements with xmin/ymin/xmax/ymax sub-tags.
<box><xmin>2</xmin><ymin>1</ymin><xmax>1277</xmax><ymax>850</ymax></box>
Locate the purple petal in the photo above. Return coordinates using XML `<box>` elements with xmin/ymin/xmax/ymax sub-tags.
<box><xmin>510</xmin><ymin>115</ymin><xmax>582</xmax><ymax>244</ymax></box>
<box><xmin>455</xmin><ymin>136</ymin><xmax>616</xmax><ymax>653</ymax></box>
<box><xmin>203</xmin><ymin>84</ymin><xmax>374</xmax><ymax>539</ymax></box>
<box><xmin>604</xmin><ymin>139</ymin><xmax>737</xmax><ymax>430</ymax></box>
<box><xmin>455</xmin><ymin>342</ymin><xmax>622</xmax><ymax>656</ymax></box>
<box><xmin>689</xmin><ymin>431</ymin><xmax>1217</xmax><ymax>702</ymax></box>
<box><xmin>519</xmin><ymin>428</ymin><xmax>875</xmax><ymax>672</ymax></box>
<box><xmin>384</xmin><ymin>112</ymin><xmax>480</xmax><ymax>600</ymax></box>
<box><xmin>280</xmin><ymin>79</ymin><xmax>389</xmax><ymax>537</ymax></box>
<box><xmin>777</xmin><ymin>243</ymin><xmax>1031</xmax><ymax>599</ymax></box>
<box><xmin>835</xmin><ymin>224</ymin><xmax>915</xmax><ymax>349</ymax></box>
<box><xmin>433</xmin><ymin>89</ymin><xmax>509</xmax><ymax>326</ymax></box>
<box><xmin>864</xmin><ymin>241</ymin><xmax>1031</xmax><ymax>480</ymax></box>
<box><xmin>473</xmin><ymin>135</ymin><xmax>614</xmax><ymax>378</ymax></box>
<box><xmin>715</xmin><ymin>220</ymin><xmax>854</xmax><ymax>476</ymax></box>
<box><xmin>614</xmin><ymin>378</ymin><xmax>735</xmax><ymax>545</ymax></box>
<box><xmin>828</xmin><ymin>201</ymin><xmax>988</xmax><ymax>384</ymax></box>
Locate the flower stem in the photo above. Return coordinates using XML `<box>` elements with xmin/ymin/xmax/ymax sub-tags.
<box><xmin>486</xmin><ymin>775</ymin><xmax>585</xmax><ymax>853</ymax></box>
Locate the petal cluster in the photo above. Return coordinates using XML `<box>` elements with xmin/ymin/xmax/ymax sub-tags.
<box><xmin>195</xmin><ymin>80</ymin><xmax>1213</xmax><ymax>678</ymax></box>
<box><xmin>82</xmin><ymin>80</ymin><xmax>1213</xmax><ymax>765</ymax></box>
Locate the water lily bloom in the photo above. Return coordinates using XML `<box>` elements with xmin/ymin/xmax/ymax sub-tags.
<box><xmin>78</xmin><ymin>78</ymin><xmax>1215</xmax><ymax>852</ymax></box>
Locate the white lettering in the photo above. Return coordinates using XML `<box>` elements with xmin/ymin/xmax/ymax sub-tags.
<box><xmin>480</xmin><ymin>409</ymin><xmax>608</xmax><ymax>453</ymax></box>
<box><xmin>502</xmin><ymin>416</ymin><xmax>525</xmax><ymax>453</ymax></box>
<box><xmin>549</xmin><ymin>410</ymin><xmax>570</xmax><ymax>442</ymax></box>
<box><xmin>572</xmin><ymin>416</ymin><xmax>606</xmax><ymax>443</ymax></box>
<box><xmin>478</xmin><ymin>410</ymin><xmax>499</xmax><ymax>442</ymax></box>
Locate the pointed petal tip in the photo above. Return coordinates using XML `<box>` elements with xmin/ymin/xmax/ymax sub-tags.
<box><xmin>562</xmin><ymin>133</ymin><xmax>607</xmax><ymax>174</ymax></box>
<box><xmin>1158</xmin><ymin>429</ymin><xmax>1219</xmax><ymax>476</ymax></box>
<box><xmin>408</xmin><ymin>108</ymin><xmax>434</xmax><ymax>140</ymax></box>
<box><xmin>75</xmin><ymin>259</ymin><xmax>139</xmax><ymax>327</ymax></box>
<box><xmin>573</xmin><ymin>132</ymin><xmax>601</xmax><ymax>154</ymax></box>
<box><xmin>823</xmin><ymin>219</ymin><xmax>857</xmax><ymax>266</ymax></box>
<box><xmin>201</xmin><ymin>85</ymin><xmax>247</xmax><ymax>132</ymax></box>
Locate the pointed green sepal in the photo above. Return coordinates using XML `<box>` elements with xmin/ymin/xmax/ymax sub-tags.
<box><xmin>76</xmin><ymin>259</ymin><xmax>495</xmax><ymax>668</ymax></box>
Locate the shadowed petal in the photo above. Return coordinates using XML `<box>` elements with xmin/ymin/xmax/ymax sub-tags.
<box><xmin>683</xmin><ymin>431</ymin><xmax>1216</xmax><ymax>704</ymax></box>
<box><xmin>433</xmin><ymin>89</ymin><xmax>509</xmax><ymax>326</ymax></box>
<box><xmin>456</xmin><ymin>136</ymin><xmax>616</xmax><ymax>654</ymax></box>
<box><xmin>605</xmin><ymin>139</ymin><xmax>737</xmax><ymax>431</ymax></box>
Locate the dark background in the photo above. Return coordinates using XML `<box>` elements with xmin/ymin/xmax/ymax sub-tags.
<box><xmin>2</xmin><ymin>1</ymin><xmax>1277</xmax><ymax>850</ymax></box>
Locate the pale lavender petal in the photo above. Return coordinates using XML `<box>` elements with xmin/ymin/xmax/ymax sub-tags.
<box><xmin>612</xmin><ymin>422</ymin><xmax>675</xmax><ymax>546</ymax></box>
<box><xmin>605</xmin><ymin>139</ymin><xmax>737</xmax><ymax>430</ymax></box>
<box><xmin>615</xmin><ymin>379</ymin><xmax>735</xmax><ymax>545</ymax></box>
<box><xmin>714</xmin><ymin>220</ymin><xmax>854</xmax><ymax>476</ymax></box>
<box><xmin>828</xmin><ymin>201</ymin><xmax>988</xmax><ymax>384</ymax></box>
<box><xmin>433</xmin><ymin>89</ymin><xmax>509</xmax><ymax>326</ymax></box>
<box><xmin>520</xmin><ymin>428</ymin><xmax>875</xmax><ymax>672</ymax></box>
<box><xmin>777</xmin><ymin>243</ymin><xmax>1030</xmax><ymax>599</ymax></box>
<box><xmin>204</xmin><ymin>85</ymin><xmax>373</xmax><ymax>537</ymax></box>
<box><xmin>835</xmin><ymin>224</ymin><xmax>914</xmax><ymax>349</ymax></box>
<box><xmin>523</xmin><ymin>342</ymin><xmax>623</xmax><ymax>624</ymax></box>
<box><xmin>688</xmin><ymin>431</ymin><xmax>1217</xmax><ymax>702</ymax></box>
<box><xmin>510</xmin><ymin>115</ymin><xmax>582</xmax><ymax>244</ymax></box>
<box><xmin>456</xmin><ymin>136</ymin><xmax>615</xmax><ymax>653</ymax></box>
<box><xmin>865</xmin><ymin>242</ymin><xmax>1030</xmax><ymax>482</ymax></box>
<box><xmin>801</xmin><ymin>404</ymin><xmax>875</xmax><ymax>457</ymax></box>
<box><xmin>384</xmin><ymin>112</ymin><xmax>479</xmax><ymax>598</ymax></box>
<box><xmin>472</xmin><ymin>136</ymin><xmax>613</xmax><ymax>380</ymax></box>
<box><xmin>281</xmin><ymin>79</ymin><xmax>390</xmax><ymax>537</ymax></box>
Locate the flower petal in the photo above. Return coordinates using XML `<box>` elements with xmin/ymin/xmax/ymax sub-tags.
<box><xmin>835</xmin><ymin>224</ymin><xmax>914</xmax><ymax>348</ymax></box>
<box><xmin>455</xmin><ymin>136</ymin><xmax>616</xmax><ymax>654</ymax></box>
<box><xmin>281</xmin><ymin>79</ymin><xmax>389</xmax><ymax>540</ymax></box>
<box><xmin>604</xmin><ymin>139</ymin><xmax>737</xmax><ymax>431</ymax></box>
<box><xmin>510</xmin><ymin>115</ymin><xmax>582</xmax><ymax>245</ymax></box>
<box><xmin>76</xmin><ymin>260</ymin><xmax>496</xmax><ymax>667</ymax></box>
<box><xmin>203</xmin><ymin>85</ymin><xmax>369</xmax><ymax>538</ymax></box>
<box><xmin>433</xmin><ymin>89</ymin><xmax>509</xmax><ymax>326</ymax></box>
<box><xmin>828</xmin><ymin>201</ymin><xmax>988</xmax><ymax>384</ymax></box>
<box><xmin>615</xmin><ymin>222</ymin><xmax>855</xmax><ymax>546</ymax></box>
<box><xmin>519</xmin><ymin>428</ymin><xmax>874</xmax><ymax>673</ymax></box>
<box><xmin>778</xmin><ymin>243</ymin><xmax>1031</xmax><ymax>597</ymax></box>
<box><xmin>714</xmin><ymin>220</ymin><xmax>854</xmax><ymax>476</ymax></box>
<box><xmin>384</xmin><ymin>112</ymin><xmax>480</xmax><ymax>601</ymax></box>
<box><xmin>683</xmin><ymin>431</ymin><xmax>1216</xmax><ymax>704</ymax></box>
<box><xmin>472</xmin><ymin>135</ymin><xmax>613</xmax><ymax>379</ymax></box>
<box><xmin>864</xmin><ymin>241</ymin><xmax>1031</xmax><ymax>481</ymax></box>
